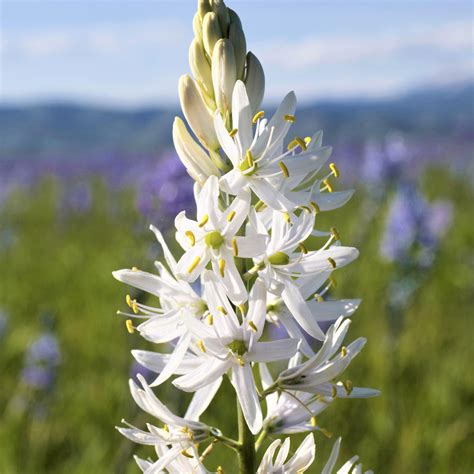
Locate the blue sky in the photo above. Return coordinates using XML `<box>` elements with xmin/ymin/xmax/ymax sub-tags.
<box><xmin>1</xmin><ymin>0</ymin><xmax>472</xmax><ymax>106</ymax></box>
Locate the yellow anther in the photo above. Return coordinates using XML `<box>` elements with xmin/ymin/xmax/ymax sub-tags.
<box><xmin>295</xmin><ymin>136</ymin><xmax>307</xmax><ymax>150</ymax></box>
<box><xmin>245</xmin><ymin>149</ymin><xmax>254</xmax><ymax>167</ymax></box>
<box><xmin>255</xmin><ymin>200</ymin><xmax>267</xmax><ymax>212</ymax></box>
<box><xmin>231</xmin><ymin>238</ymin><xmax>239</xmax><ymax>257</ymax></box>
<box><xmin>207</xmin><ymin>314</ymin><xmax>214</xmax><ymax>325</ymax></box>
<box><xmin>217</xmin><ymin>305</ymin><xmax>228</xmax><ymax>315</ymax></box>
<box><xmin>131</xmin><ymin>300</ymin><xmax>139</xmax><ymax>314</ymax></box>
<box><xmin>237</xmin><ymin>356</ymin><xmax>245</xmax><ymax>367</ymax></box>
<box><xmin>227</xmin><ymin>210</ymin><xmax>236</xmax><ymax>222</ymax></box>
<box><xmin>163</xmin><ymin>424</ymin><xmax>169</xmax><ymax>432</ymax></box>
<box><xmin>248</xmin><ymin>321</ymin><xmax>258</xmax><ymax>332</ymax></box>
<box><xmin>279</xmin><ymin>161</ymin><xmax>290</xmax><ymax>178</ymax></box>
<box><xmin>329</xmin><ymin>276</ymin><xmax>337</xmax><ymax>288</ymax></box>
<box><xmin>304</xmin><ymin>136</ymin><xmax>312</xmax><ymax>145</ymax></box>
<box><xmin>299</xmin><ymin>242</ymin><xmax>308</xmax><ymax>254</ymax></box>
<box><xmin>187</xmin><ymin>256</ymin><xmax>201</xmax><ymax>274</ymax></box>
<box><xmin>198</xmin><ymin>214</ymin><xmax>209</xmax><ymax>227</ymax></box>
<box><xmin>125</xmin><ymin>294</ymin><xmax>132</xmax><ymax>307</ymax></box>
<box><xmin>218</xmin><ymin>258</ymin><xmax>226</xmax><ymax>277</ymax></box>
<box><xmin>341</xmin><ymin>346</ymin><xmax>348</xmax><ymax>357</ymax></box>
<box><xmin>287</xmin><ymin>139</ymin><xmax>298</xmax><ymax>151</ymax></box>
<box><xmin>282</xmin><ymin>212</ymin><xmax>291</xmax><ymax>223</ymax></box>
<box><xmin>125</xmin><ymin>319</ymin><xmax>134</xmax><ymax>334</ymax></box>
<box><xmin>284</xmin><ymin>114</ymin><xmax>296</xmax><ymax>122</ymax></box>
<box><xmin>330</xmin><ymin>227</ymin><xmax>340</xmax><ymax>241</ymax></box>
<box><xmin>329</xmin><ymin>162</ymin><xmax>340</xmax><ymax>178</ymax></box>
<box><xmin>180</xmin><ymin>449</ymin><xmax>194</xmax><ymax>459</ymax></box>
<box><xmin>314</xmin><ymin>293</ymin><xmax>324</xmax><ymax>302</ymax></box>
<box><xmin>238</xmin><ymin>304</ymin><xmax>246</xmax><ymax>314</ymax></box>
<box><xmin>131</xmin><ymin>266</ymin><xmax>139</xmax><ymax>272</ymax></box>
<box><xmin>300</xmin><ymin>205</ymin><xmax>312</xmax><ymax>213</ymax></box>
<box><xmin>331</xmin><ymin>384</ymin><xmax>338</xmax><ymax>398</ymax></box>
<box><xmin>310</xmin><ymin>416</ymin><xmax>317</xmax><ymax>427</ymax></box>
<box><xmin>343</xmin><ymin>380</ymin><xmax>353</xmax><ymax>395</ymax></box>
<box><xmin>197</xmin><ymin>340</ymin><xmax>206</xmax><ymax>353</ymax></box>
<box><xmin>229</xmin><ymin>128</ymin><xmax>238</xmax><ymax>137</ymax></box>
<box><xmin>252</xmin><ymin>110</ymin><xmax>265</xmax><ymax>123</ymax></box>
<box><xmin>322</xmin><ymin>179</ymin><xmax>333</xmax><ymax>192</ymax></box>
<box><xmin>185</xmin><ymin>230</ymin><xmax>196</xmax><ymax>246</ymax></box>
<box><xmin>217</xmin><ymin>467</ymin><xmax>224</xmax><ymax>474</ymax></box>
<box><xmin>327</xmin><ymin>257</ymin><xmax>337</xmax><ymax>269</ymax></box>
<box><xmin>309</xmin><ymin>201</ymin><xmax>320</xmax><ymax>214</ymax></box>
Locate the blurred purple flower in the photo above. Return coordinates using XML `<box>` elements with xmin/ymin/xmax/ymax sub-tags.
<box><xmin>64</xmin><ymin>181</ymin><xmax>92</xmax><ymax>214</ymax></box>
<box><xmin>0</xmin><ymin>309</ymin><xmax>8</xmax><ymax>339</ymax></box>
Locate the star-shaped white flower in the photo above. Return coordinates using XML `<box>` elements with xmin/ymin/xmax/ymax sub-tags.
<box><xmin>174</xmin><ymin>175</ymin><xmax>266</xmax><ymax>304</ymax></box>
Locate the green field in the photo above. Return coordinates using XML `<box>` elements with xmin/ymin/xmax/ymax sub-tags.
<box><xmin>0</xmin><ymin>168</ymin><xmax>472</xmax><ymax>473</ymax></box>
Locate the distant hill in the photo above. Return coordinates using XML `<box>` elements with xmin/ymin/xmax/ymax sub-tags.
<box><xmin>0</xmin><ymin>83</ymin><xmax>472</xmax><ymax>160</ymax></box>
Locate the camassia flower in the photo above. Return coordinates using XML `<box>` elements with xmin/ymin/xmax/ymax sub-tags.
<box><xmin>246</xmin><ymin>207</ymin><xmax>359</xmax><ymax>340</ymax></box>
<box><xmin>323</xmin><ymin>438</ymin><xmax>374</xmax><ymax>474</ymax></box>
<box><xmin>215</xmin><ymin>80</ymin><xmax>353</xmax><ymax>212</ymax></box>
<box><xmin>174</xmin><ymin>175</ymin><xmax>266</xmax><ymax>304</ymax></box>
<box><xmin>172</xmin><ymin>273</ymin><xmax>299</xmax><ymax>434</ymax></box>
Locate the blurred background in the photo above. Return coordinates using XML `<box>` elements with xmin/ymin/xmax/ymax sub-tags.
<box><xmin>0</xmin><ymin>1</ymin><xmax>473</xmax><ymax>473</ymax></box>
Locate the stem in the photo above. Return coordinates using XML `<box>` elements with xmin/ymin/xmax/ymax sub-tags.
<box><xmin>254</xmin><ymin>428</ymin><xmax>268</xmax><ymax>452</ymax></box>
<box><xmin>237</xmin><ymin>400</ymin><xmax>256</xmax><ymax>474</ymax></box>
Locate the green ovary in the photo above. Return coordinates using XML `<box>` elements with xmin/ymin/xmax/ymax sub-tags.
<box><xmin>227</xmin><ymin>340</ymin><xmax>247</xmax><ymax>356</ymax></box>
<box><xmin>205</xmin><ymin>231</ymin><xmax>225</xmax><ymax>249</ymax></box>
<box><xmin>268</xmin><ymin>251</ymin><xmax>290</xmax><ymax>265</ymax></box>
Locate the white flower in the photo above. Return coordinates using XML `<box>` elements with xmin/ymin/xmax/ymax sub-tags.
<box><xmin>323</xmin><ymin>437</ymin><xmax>373</xmax><ymax>474</ymax></box>
<box><xmin>172</xmin><ymin>272</ymin><xmax>299</xmax><ymax>434</ymax></box>
<box><xmin>257</xmin><ymin>433</ymin><xmax>315</xmax><ymax>473</ymax></box>
<box><xmin>113</xmin><ymin>225</ymin><xmax>214</xmax><ymax>386</ymax></box>
<box><xmin>174</xmin><ymin>175</ymin><xmax>266</xmax><ymax>304</ymax></box>
<box><xmin>275</xmin><ymin>318</ymin><xmax>380</xmax><ymax>398</ymax></box>
<box><xmin>248</xmin><ymin>208</ymin><xmax>359</xmax><ymax>340</ymax></box>
<box><xmin>215</xmin><ymin>80</ymin><xmax>351</xmax><ymax>211</ymax></box>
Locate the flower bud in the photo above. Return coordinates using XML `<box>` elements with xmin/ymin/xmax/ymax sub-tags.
<box><xmin>211</xmin><ymin>0</ymin><xmax>230</xmax><ymax>37</ymax></box>
<box><xmin>244</xmin><ymin>51</ymin><xmax>265</xmax><ymax>114</ymax></box>
<box><xmin>212</xmin><ymin>39</ymin><xmax>236</xmax><ymax>116</ymax></box>
<box><xmin>229</xmin><ymin>19</ymin><xmax>246</xmax><ymax>79</ymax></box>
<box><xmin>173</xmin><ymin>117</ymin><xmax>220</xmax><ymax>183</ymax></box>
<box><xmin>189</xmin><ymin>38</ymin><xmax>213</xmax><ymax>98</ymax></box>
<box><xmin>202</xmin><ymin>12</ymin><xmax>222</xmax><ymax>58</ymax></box>
<box><xmin>193</xmin><ymin>12</ymin><xmax>203</xmax><ymax>44</ymax></box>
<box><xmin>198</xmin><ymin>0</ymin><xmax>213</xmax><ymax>20</ymax></box>
<box><xmin>178</xmin><ymin>74</ymin><xmax>219</xmax><ymax>150</ymax></box>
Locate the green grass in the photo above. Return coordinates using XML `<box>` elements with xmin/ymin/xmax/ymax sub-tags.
<box><xmin>0</xmin><ymin>169</ymin><xmax>472</xmax><ymax>473</ymax></box>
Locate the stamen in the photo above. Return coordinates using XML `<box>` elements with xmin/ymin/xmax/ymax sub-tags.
<box><xmin>231</xmin><ymin>238</ymin><xmax>239</xmax><ymax>257</ymax></box>
<box><xmin>295</xmin><ymin>136</ymin><xmax>307</xmax><ymax>150</ymax></box>
<box><xmin>341</xmin><ymin>346</ymin><xmax>348</xmax><ymax>357</ymax></box>
<box><xmin>314</xmin><ymin>293</ymin><xmax>324</xmax><ymax>302</ymax></box>
<box><xmin>327</xmin><ymin>257</ymin><xmax>337</xmax><ymax>269</ymax></box>
<box><xmin>287</xmin><ymin>139</ymin><xmax>298</xmax><ymax>151</ymax></box>
<box><xmin>180</xmin><ymin>450</ymin><xmax>194</xmax><ymax>459</ymax></box>
<box><xmin>217</xmin><ymin>305</ymin><xmax>228</xmax><ymax>315</ymax></box>
<box><xmin>309</xmin><ymin>201</ymin><xmax>320</xmax><ymax>214</ymax></box>
<box><xmin>343</xmin><ymin>380</ymin><xmax>353</xmax><ymax>395</ymax></box>
<box><xmin>188</xmin><ymin>256</ymin><xmax>201</xmax><ymax>273</ymax></box>
<box><xmin>237</xmin><ymin>355</ymin><xmax>245</xmax><ymax>367</ymax></box>
<box><xmin>248</xmin><ymin>321</ymin><xmax>258</xmax><ymax>332</ymax></box>
<box><xmin>282</xmin><ymin>212</ymin><xmax>291</xmax><ymax>223</ymax></box>
<box><xmin>329</xmin><ymin>276</ymin><xmax>337</xmax><ymax>288</ymax></box>
<box><xmin>125</xmin><ymin>319</ymin><xmax>134</xmax><ymax>334</ymax></box>
<box><xmin>125</xmin><ymin>294</ymin><xmax>132</xmax><ymax>308</ymax></box>
<box><xmin>300</xmin><ymin>205</ymin><xmax>312</xmax><ymax>213</ymax></box>
<box><xmin>238</xmin><ymin>304</ymin><xmax>246</xmax><ymax>314</ymax></box>
<box><xmin>126</xmin><ymin>295</ymin><xmax>139</xmax><ymax>314</ymax></box>
<box><xmin>331</xmin><ymin>384</ymin><xmax>338</xmax><ymax>398</ymax></box>
<box><xmin>320</xmin><ymin>428</ymin><xmax>333</xmax><ymax>438</ymax></box>
<box><xmin>304</xmin><ymin>136</ymin><xmax>312</xmax><ymax>145</ymax></box>
<box><xmin>198</xmin><ymin>214</ymin><xmax>209</xmax><ymax>227</ymax></box>
<box><xmin>246</xmin><ymin>150</ymin><xmax>254</xmax><ymax>167</ymax></box>
<box><xmin>310</xmin><ymin>416</ymin><xmax>317</xmax><ymax>427</ymax></box>
<box><xmin>131</xmin><ymin>266</ymin><xmax>139</xmax><ymax>272</ymax></box>
<box><xmin>217</xmin><ymin>467</ymin><xmax>224</xmax><ymax>474</ymax></box>
<box><xmin>252</xmin><ymin>110</ymin><xmax>265</xmax><ymax>123</ymax></box>
<box><xmin>329</xmin><ymin>162</ymin><xmax>340</xmax><ymax>178</ymax></box>
<box><xmin>185</xmin><ymin>230</ymin><xmax>196</xmax><ymax>246</ymax></box>
<box><xmin>227</xmin><ymin>210</ymin><xmax>236</xmax><ymax>222</ymax></box>
<box><xmin>284</xmin><ymin>114</ymin><xmax>296</xmax><ymax>122</ymax></box>
<box><xmin>207</xmin><ymin>314</ymin><xmax>214</xmax><ymax>325</ymax></box>
<box><xmin>330</xmin><ymin>227</ymin><xmax>340</xmax><ymax>241</ymax></box>
<box><xmin>218</xmin><ymin>258</ymin><xmax>226</xmax><ymax>277</ymax></box>
<box><xmin>322</xmin><ymin>178</ymin><xmax>333</xmax><ymax>192</ymax></box>
<box><xmin>197</xmin><ymin>340</ymin><xmax>206</xmax><ymax>353</ymax></box>
<box><xmin>163</xmin><ymin>424</ymin><xmax>169</xmax><ymax>432</ymax></box>
<box><xmin>279</xmin><ymin>161</ymin><xmax>290</xmax><ymax>177</ymax></box>
<box><xmin>229</xmin><ymin>128</ymin><xmax>238</xmax><ymax>137</ymax></box>
<box><xmin>255</xmin><ymin>200</ymin><xmax>267</xmax><ymax>212</ymax></box>
<box><xmin>299</xmin><ymin>242</ymin><xmax>308</xmax><ymax>254</ymax></box>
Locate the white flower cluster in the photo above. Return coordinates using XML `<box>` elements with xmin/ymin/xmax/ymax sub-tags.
<box><xmin>113</xmin><ymin>1</ymin><xmax>379</xmax><ymax>472</ymax></box>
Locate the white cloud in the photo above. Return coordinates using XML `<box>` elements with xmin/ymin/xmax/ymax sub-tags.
<box><xmin>256</xmin><ymin>21</ymin><xmax>473</xmax><ymax>70</ymax></box>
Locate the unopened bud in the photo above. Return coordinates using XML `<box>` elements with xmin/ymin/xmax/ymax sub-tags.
<box><xmin>229</xmin><ymin>20</ymin><xmax>246</xmax><ymax>79</ymax></box>
<box><xmin>212</xmin><ymin>39</ymin><xmax>236</xmax><ymax>116</ymax></box>
<box><xmin>202</xmin><ymin>12</ymin><xmax>222</xmax><ymax>58</ymax></box>
<box><xmin>189</xmin><ymin>39</ymin><xmax>213</xmax><ymax>98</ymax></box>
<box><xmin>198</xmin><ymin>0</ymin><xmax>213</xmax><ymax>20</ymax></box>
<box><xmin>212</xmin><ymin>0</ymin><xmax>230</xmax><ymax>36</ymax></box>
<box><xmin>179</xmin><ymin>75</ymin><xmax>219</xmax><ymax>150</ymax></box>
<box><xmin>244</xmin><ymin>51</ymin><xmax>265</xmax><ymax>115</ymax></box>
<box><xmin>193</xmin><ymin>13</ymin><xmax>203</xmax><ymax>44</ymax></box>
